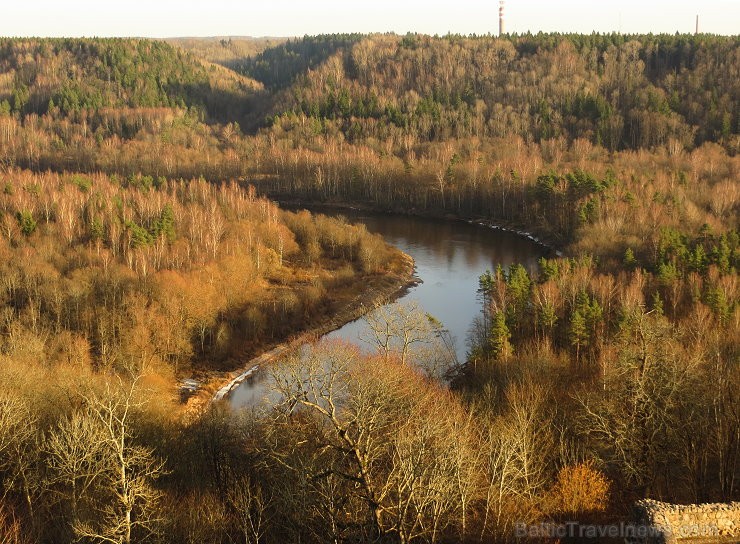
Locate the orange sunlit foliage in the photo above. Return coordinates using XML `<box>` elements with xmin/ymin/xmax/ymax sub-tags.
<box><xmin>0</xmin><ymin>169</ymin><xmax>395</xmax><ymax>372</ymax></box>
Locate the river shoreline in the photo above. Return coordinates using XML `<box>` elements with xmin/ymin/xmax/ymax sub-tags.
<box><xmin>277</xmin><ymin>199</ymin><xmax>565</xmax><ymax>258</ymax></box>
<box><xmin>182</xmin><ymin>248</ymin><xmax>418</xmax><ymax>414</ymax></box>
<box><xmin>183</xmin><ymin>199</ymin><xmax>562</xmax><ymax>414</ymax></box>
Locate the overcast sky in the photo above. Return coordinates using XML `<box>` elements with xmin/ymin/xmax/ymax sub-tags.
<box><xmin>2</xmin><ymin>0</ymin><xmax>738</xmax><ymax>38</ymax></box>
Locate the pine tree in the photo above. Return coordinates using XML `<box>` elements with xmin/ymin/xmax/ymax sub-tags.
<box><xmin>17</xmin><ymin>210</ymin><xmax>37</xmax><ymax>236</ymax></box>
<box><xmin>651</xmin><ymin>292</ymin><xmax>664</xmax><ymax>316</ymax></box>
<box><xmin>538</xmin><ymin>302</ymin><xmax>558</xmax><ymax>336</ymax></box>
<box><xmin>569</xmin><ymin>309</ymin><xmax>588</xmax><ymax>365</ymax></box>
<box><xmin>623</xmin><ymin>247</ymin><xmax>637</xmax><ymax>269</ymax></box>
<box><xmin>489</xmin><ymin>311</ymin><xmax>512</xmax><ymax>361</ymax></box>
<box><xmin>154</xmin><ymin>204</ymin><xmax>176</xmax><ymax>242</ymax></box>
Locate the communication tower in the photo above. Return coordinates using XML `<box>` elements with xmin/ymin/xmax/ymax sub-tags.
<box><xmin>499</xmin><ymin>0</ymin><xmax>505</xmax><ymax>36</ymax></box>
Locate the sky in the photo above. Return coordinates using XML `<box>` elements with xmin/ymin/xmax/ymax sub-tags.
<box><xmin>1</xmin><ymin>0</ymin><xmax>738</xmax><ymax>38</ymax></box>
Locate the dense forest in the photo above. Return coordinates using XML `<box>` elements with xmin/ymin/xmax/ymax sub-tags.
<box><xmin>256</xmin><ymin>33</ymin><xmax>738</xmax><ymax>150</ymax></box>
<box><xmin>164</xmin><ymin>37</ymin><xmax>285</xmax><ymax>69</ymax></box>
<box><xmin>0</xmin><ymin>33</ymin><xmax>737</xmax><ymax>543</ymax></box>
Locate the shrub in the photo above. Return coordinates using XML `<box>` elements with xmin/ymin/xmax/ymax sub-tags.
<box><xmin>545</xmin><ymin>461</ymin><xmax>610</xmax><ymax>517</ymax></box>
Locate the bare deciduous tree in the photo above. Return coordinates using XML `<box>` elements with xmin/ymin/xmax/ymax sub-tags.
<box><xmin>45</xmin><ymin>410</ymin><xmax>110</xmax><ymax>523</ymax></box>
<box><xmin>0</xmin><ymin>392</ymin><xmax>40</xmax><ymax>522</ymax></box>
<box><xmin>226</xmin><ymin>476</ymin><xmax>269</xmax><ymax>544</ymax></box>
<box><xmin>0</xmin><ymin>501</ymin><xmax>29</xmax><ymax>544</ymax></box>
<box><xmin>576</xmin><ymin>310</ymin><xmax>698</xmax><ymax>496</ymax></box>
<box><xmin>362</xmin><ymin>301</ymin><xmax>457</xmax><ymax>378</ymax></box>
<box><xmin>270</xmin><ymin>341</ymin><xmax>479</xmax><ymax>544</ymax></box>
<box><xmin>479</xmin><ymin>384</ymin><xmax>554</xmax><ymax>539</ymax></box>
<box><xmin>70</xmin><ymin>375</ymin><xmax>166</xmax><ymax>544</ymax></box>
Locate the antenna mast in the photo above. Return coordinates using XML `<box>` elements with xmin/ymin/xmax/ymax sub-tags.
<box><xmin>499</xmin><ymin>0</ymin><xmax>505</xmax><ymax>36</ymax></box>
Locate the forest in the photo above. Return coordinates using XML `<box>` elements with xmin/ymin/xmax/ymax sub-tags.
<box><xmin>0</xmin><ymin>33</ymin><xmax>737</xmax><ymax>543</ymax></box>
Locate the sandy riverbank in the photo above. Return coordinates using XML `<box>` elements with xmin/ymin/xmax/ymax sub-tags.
<box><xmin>182</xmin><ymin>248</ymin><xmax>418</xmax><ymax>415</ymax></box>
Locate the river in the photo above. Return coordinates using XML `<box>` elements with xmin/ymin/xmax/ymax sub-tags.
<box><xmin>229</xmin><ymin>210</ymin><xmax>548</xmax><ymax>408</ymax></box>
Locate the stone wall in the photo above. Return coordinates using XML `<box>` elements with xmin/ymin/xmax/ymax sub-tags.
<box><xmin>629</xmin><ymin>499</ymin><xmax>739</xmax><ymax>543</ymax></box>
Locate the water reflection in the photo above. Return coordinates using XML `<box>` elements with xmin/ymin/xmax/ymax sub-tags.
<box><xmin>325</xmin><ymin>212</ymin><xmax>544</xmax><ymax>360</ymax></box>
<box><xmin>230</xmin><ymin>210</ymin><xmax>546</xmax><ymax>409</ymax></box>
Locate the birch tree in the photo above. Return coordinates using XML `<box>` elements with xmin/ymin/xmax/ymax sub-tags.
<box><xmin>70</xmin><ymin>375</ymin><xmax>166</xmax><ymax>544</ymax></box>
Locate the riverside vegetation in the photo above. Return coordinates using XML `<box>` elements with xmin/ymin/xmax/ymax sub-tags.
<box><xmin>0</xmin><ymin>33</ymin><xmax>737</xmax><ymax>543</ymax></box>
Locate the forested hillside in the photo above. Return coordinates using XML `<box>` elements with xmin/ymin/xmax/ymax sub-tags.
<box><xmin>0</xmin><ymin>33</ymin><xmax>737</xmax><ymax>543</ymax></box>
<box><xmin>0</xmin><ymin>169</ymin><xmax>397</xmax><ymax>370</ymax></box>
<box><xmin>165</xmin><ymin>36</ymin><xmax>286</xmax><ymax>72</ymax></box>
<box><xmin>248</xmin><ymin>33</ymin><xmax>739</xmax><ymax>151</ymax></box>
<box><xmin>0</xmin><ymin>38</ymin><xmax>261</xmax><ymax>128</ymax></box>
<box><xmin>1</xmin><ymin>35</ymin><xmax>737</xmax><ymax>177</ymax></box>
